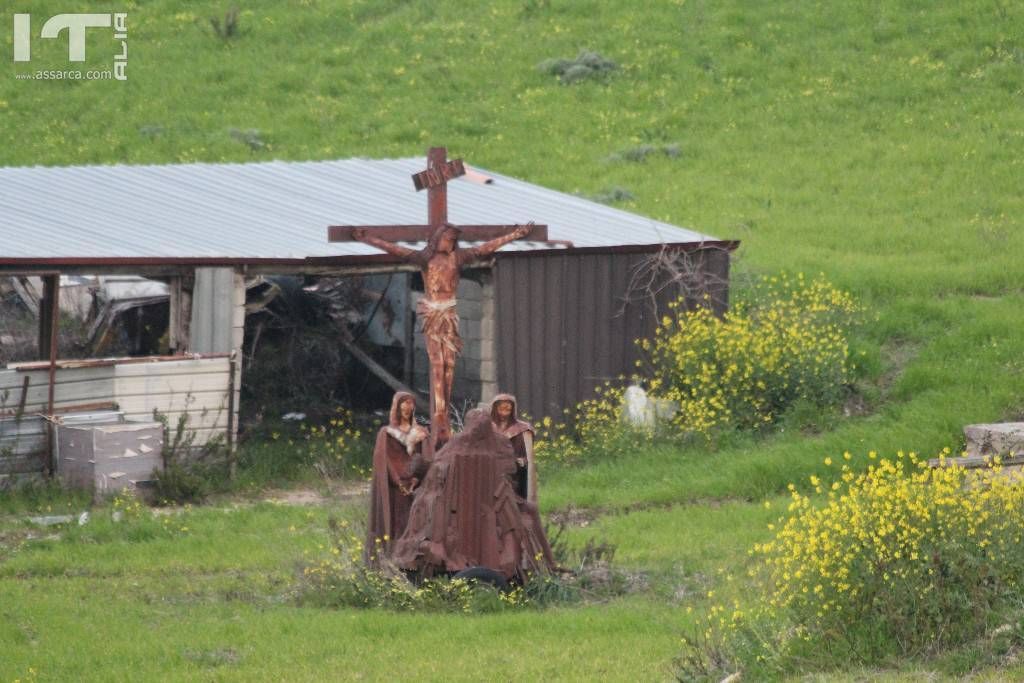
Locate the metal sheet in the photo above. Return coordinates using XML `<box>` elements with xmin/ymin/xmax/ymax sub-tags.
<box><xmin>191</xmin><ymin>267</ymin><xmax>236</xmax><ymax>354</ymax></box>
<box><xmin>494</xmin><ymin>246</ymin><xmax>731</xmax><ymax>420</ymax></box>
<box><xmin>0</xmin><ymin>159</ymin><xmax>716</xmax><ymax>261</ymax></box>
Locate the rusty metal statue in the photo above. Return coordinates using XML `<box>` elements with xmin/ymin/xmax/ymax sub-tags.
<box><xmin>351</xmin><ymin>223</ymin><xmax>532</xmax><ymax>446</ymax></box>
<box><xmin>390</xmin><ymin>408</ymin><xmax>556</xmax><ymax>582</ymax></box>
<box><xmin>366</xmin><ymin>391</ymin><xmax>429</xmax><ymax>565</ymax></box>
<box><xmin>329</xmin><ymin>147</ymin><xmax>556</xmax><ymax>583</ymax></box>
<box><xmin>329</xmin><ymin>147</ymin><xmax>546</xmax><ymax>449</ymax></box>
<box><xmin>490</xmin><ymin>393</ymin><xmax>537</xmax><ymax>505</ymax></box>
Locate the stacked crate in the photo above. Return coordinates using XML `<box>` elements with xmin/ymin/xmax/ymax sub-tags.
<box><xmin>58</xmin><ymin>421</ymin><xmax>163</xmax><ymax>495</ymax></box>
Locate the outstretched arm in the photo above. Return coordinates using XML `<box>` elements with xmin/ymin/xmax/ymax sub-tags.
<box><xmin>352</xmin><ymin>229</ymin><xmax>424</xmax><ymax>264</ymax></box>
<box><xmin>462</xmin><ymin>223</ymin><xmax>534</xmax><ymax>263</ymax></box>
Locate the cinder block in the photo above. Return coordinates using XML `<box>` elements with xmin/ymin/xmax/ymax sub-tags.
<box><xmin>58</xmin><ymin>421</ymin><xmax>164</xmax><ymax>496</ymax></box>
<box><xmin>462</xmin><ymin>319</ymin><xmax>482</xmax><ymax>340</ymax></box>
<box><xmin>479</xmin><ymin>381</ymin><xmax>498</xmax><ymax>402</ymax></box>
<box><xmin>458</xmin><ymin>300</ymin><xmax>483</xmax><ymax>320</ymax></box>
<box><xmin>457</xmin><ymin>279</ymin><xmax>482</xmax><ymax>301</ymax></box>
<box><xmin>462</xmin><ymin>340</ymin><xmax>483</xmax><ymax>362</ymax></box>
<box><xmin>479</xmin><ymin>359</ymin><xmax>496</xmax><ymax>382</ymax></box>
<box><xmin>479</xmin><ymin>318</ymin><xmax>495</xmax><ymax>342</ymax></box>
<box><xmin>478</xmin><ymin>338</ymin><xmax>495</xmax><ymax>362</ymax></box>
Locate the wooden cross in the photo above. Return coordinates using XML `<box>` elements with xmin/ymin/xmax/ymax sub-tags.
<box><xmin>328</xmin><ymin>146</ymin><xmax>547</xmax><ymax>448</ymax></box>
<box><xmin>328</xmin><ymin>146</ymin><xmax>548</xmax><ymax>244</ymax></box>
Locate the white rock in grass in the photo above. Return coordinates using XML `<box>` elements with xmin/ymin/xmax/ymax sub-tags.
<box><xmin>964</xmin><ymin>423</ymin><xmax>1024</xmax><ymax>457</ymax></box>
<box><xmin>622</xmin><ymin>385</ymin><xmax>656</xmax><ymax>428</ymax></box>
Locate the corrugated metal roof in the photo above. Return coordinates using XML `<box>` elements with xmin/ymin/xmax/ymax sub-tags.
<box><xmin>0</xmin><ymin>158</ymin><xmax>715</xmax><ymax>260</ymax></box>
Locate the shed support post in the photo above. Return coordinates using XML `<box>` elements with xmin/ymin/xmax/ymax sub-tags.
<box><xmin>403</xmin><ymin>273</ymin><xmax>415</xmax><ymax>388</ymax></box>
<box><xmin>478</xmin><ymin>271</ymin><xmax>498</xmax><ymax>402</ymax></box>
<box><xmin>167</xmin><ymin>273</ymin><xmax>194</xmax><ymax>354</ymax></box>
<box><xmin>41</xmin><ymin>274</ymin><xmax>60</xmax><ymax>476</ymax></box>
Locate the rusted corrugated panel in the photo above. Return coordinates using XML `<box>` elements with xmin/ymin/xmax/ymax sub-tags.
<box><xmin>494</xmin><ymin>246</ymin><xmax>732</xmax><ymax>420</ymax></box>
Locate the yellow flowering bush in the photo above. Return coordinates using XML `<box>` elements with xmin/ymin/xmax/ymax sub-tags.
<box><xmin>643</xmin><ymin>273</ymin><xmax>860</xmax><ymax>437</ymax></box>
<box><xmin>679</xmin><ymin>450</ymin><xmax>1024</xmax><ymax>679</ymax></box>
<box><xmin>535</xmin><ymin>273</ymin><xmax>859</xmax><ymax>462</ymax></box>
<box><xmin>755</xmin><ymin>449</ymin><xmax>1024</xmax><ymax>658</ymax></box>
<box><xmin>532</xmin><ymin>384</ymin><xmax>635</xmax><ymax>463</ymax></box>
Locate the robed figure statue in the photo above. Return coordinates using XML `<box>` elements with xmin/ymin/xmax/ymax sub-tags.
<box><xmin>366</xmin><ymin>391</ymin><xmax>429</xmax><ymax>565</ymax></box>
<box><xmin>391</xmin><ymin>409</ymin><xmax>556</xmax><ymax>582</ymax></box>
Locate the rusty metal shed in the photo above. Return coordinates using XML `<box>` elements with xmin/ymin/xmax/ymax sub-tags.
<box><xmin>0</xmin><ymin>157</ymin><xmax>736</xmax><ymax>423</ymax></box>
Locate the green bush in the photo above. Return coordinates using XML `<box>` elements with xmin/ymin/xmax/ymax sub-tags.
<box><xmin>535</xmin><ymin>273</ymin><xmax>862</xmax><ymax>462</ymax></box>
<box><xmin>681</xmin><ymin>449</ymin><xmax>1024</xmax><ymax>679</ymax></box>
<box><xmin>643</xmin><ymin>273</ymin><xmax>861</xmax><ymax>438</ymax></box>
<box><xmin>151</xmin><ymin>406</ymin><xmax>227</xmax><ymax>505</ymax></box>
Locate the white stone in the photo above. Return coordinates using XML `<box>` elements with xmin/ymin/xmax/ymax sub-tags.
<box><xmin>621</xmin><ymin>385</ymin><xmax>656</xmax><ymax>428</ymax></box>
<box><xmin>964</xmin><ymin>423</ymin><xmax>1024</xmax><ymax>457</ymax></box>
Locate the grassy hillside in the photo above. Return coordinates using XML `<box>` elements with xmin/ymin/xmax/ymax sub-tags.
<box><xmin>3</xmin><ymin>0</ymin><xmax>1024</xmax><ymax>679</ymax></box>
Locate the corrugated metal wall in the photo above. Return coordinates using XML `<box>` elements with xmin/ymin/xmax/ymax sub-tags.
<box><xmin>191</xmin><ymin>267</ymin><xmax>240</xmax><ymax>354</ymax></box>
<box><xmin>494</xmin><ymin>246</ymin><xmax>731</xmax><ymax>420</ymax></box>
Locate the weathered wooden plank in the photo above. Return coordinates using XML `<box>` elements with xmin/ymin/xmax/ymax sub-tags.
<box><xmin>112</xmin><ymin>358</ymin><xmax>230</xmax><ymax>377</ymax></box>
<box><xmin>122</xmin><ymin>409</ymin><xmax>227</xmax><ymax>432</ymax></box>
<box><xmin>113</xmin><ymin>374</ymin><xmax>230</xmax><ymax>397</ymax></box>
<box><xmin>117</xmin><ymin>390</ymin><xmax>228</xmax><ymax>416</ymax></box>
<box><xmin>0</xmin><ymin>439</ymin><xmax>46</xmax><ymax>458</ymax></box>
<box><xmin>0</xmin><ymin>453</ymin><xmax>47</xmax><ymax>474</ymax></box>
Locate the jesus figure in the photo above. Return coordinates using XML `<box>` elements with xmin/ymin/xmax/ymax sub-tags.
<box><xmin>352</xmin><ymin>222</ymin><xmax>534</xmax><ymax>445</ymax></box>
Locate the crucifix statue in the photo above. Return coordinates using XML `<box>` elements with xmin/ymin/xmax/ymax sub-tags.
<box><xmin>329</xmin><ymin>147</ymin><xmax>547</xmax><ymax>448</ymax></box>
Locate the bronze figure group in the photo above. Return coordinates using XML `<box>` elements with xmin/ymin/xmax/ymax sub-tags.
<box><xmin>354</xmin><ymin>223</ymin><xmax>553</xmax><ymax>583</ymax></box>
<box><xmin>366</xmin><ymin>391</ymin><xmax>555</xmax><ymax>582</ymax></box>
<box><xmin>335</xmin><ymin>147</ymin><xmax>554</xmax><ymax>582</ymax></box>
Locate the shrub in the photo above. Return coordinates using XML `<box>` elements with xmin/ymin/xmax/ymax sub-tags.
<box><xmin>682</xmin><ymin>450</ymin><xmax>1024</xmax><ymax>679</ymax></box>
<box><xmin>151</xmin><ymin>405</ymin><xmax>227</xmax><ymax>505</ymax></box>
<box><xmin>209</xmin><ymin>6</ymin><xmax>241</xmax><ymax>39</ymax></box>
<box><xmin>532</xmin><ymin>384</ymin><xmax>649</xmax><ymax>463</ymax></box>
<box><xmin>756</xmin><ymin>449</ymin><xmax>1024</xmax><ymax>659</ymax></box>
<box><xmin>534</xmin><ymin>273</ymin><xmax>859</xmax><ymax>461</ymax></box>
<box><xmin>297</xmin><ymin>518</ymin><xmax>634</xmax><ymax>612</ymax></box>
<box><xmin>607</xmin><ymin>143</ymin><xmax>683</xmax><ymax>163</ymax></box>
<box><xmin>587</xmin><ymin>186</ymin><xmax>635</xmax><ymax>204</ymax></box>
<box><xmin>642</xmin><ymin>273</ymin><xmax>860</xmax><ymax>438</ymax></box>
<box><xmin>537</xmin><ymin>50</ymin><xmax>618</xmax><ymax>84</ymax></box>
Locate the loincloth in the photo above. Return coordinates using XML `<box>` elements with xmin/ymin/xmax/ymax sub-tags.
<box><xmin>416</xmin><ymin>298</ymin><xmax>463</xmax><ymax>355</ymax></box>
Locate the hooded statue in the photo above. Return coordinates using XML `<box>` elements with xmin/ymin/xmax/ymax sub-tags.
<box><xmin>391</xmin><ymin>409</ymin><xmax>556</xmax><ymax>581</ymax></box>
<box><xmin>489</xmin><ymin>393</ymin><xmax>537</xmax><ymax>504</ymax></box>
<box><xmin>366</xmin><ymin>391</ymin><xmax>429</xmax><ymax>565</ymax></box>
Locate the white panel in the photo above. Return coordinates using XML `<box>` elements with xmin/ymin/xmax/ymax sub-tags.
<box><xmin>122</xmin><ymin>409</ymin><xmax>227</xmax><ymax>432</ymax></box>
<box><xmin>190</xmin><ymin>267</ymin><xmax>236</xmax><ymax>354</ymax></box>
<box><xmin>112</xmin><ymin>358</ymin><xmax>230</xmax><ymax>377</ymax></box>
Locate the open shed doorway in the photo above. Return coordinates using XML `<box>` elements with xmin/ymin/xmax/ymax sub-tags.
<box><xmin>238</xmin><ymin>272</ymin><xmax>414</xmax><ymax>432</ymax></box>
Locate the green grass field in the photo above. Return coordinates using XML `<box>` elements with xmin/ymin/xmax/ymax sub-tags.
<box><xmin>3</xmin><ymin>0</ymin><xmax>1024</xmax><ymax>679</ymax></box>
